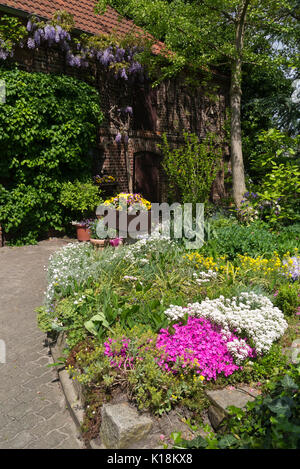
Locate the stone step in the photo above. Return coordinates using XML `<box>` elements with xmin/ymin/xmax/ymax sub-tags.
<box><xmin>100</xmin><ymin>403</ymin><xmax>153</xmax><ymax>449</ymax></box>
<box><xmin>205</xmin><ymin>386</ymin><xmax>260</xmax><ymax>430</ymax></box>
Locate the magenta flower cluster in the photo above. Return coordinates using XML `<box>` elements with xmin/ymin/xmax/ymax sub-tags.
<box><xmin>104</xmin><ymin>317</ymin><xmax>255</xmax><ymax>381</ymax></box>
<box><xmin>104</xmin><ymin>337</ymin><xmax>132</xmax><ymax>369</ymax></box>
<box><xmin>156</xmin><ymin>317</ymin><xmax>254</xmax><ymax>381</ymax></box>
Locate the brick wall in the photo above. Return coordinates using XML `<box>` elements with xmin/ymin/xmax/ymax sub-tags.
<box><xmin>1</xmin><ymin>12</ymin><xmax>229</xmax><ymax>209</ymax></box>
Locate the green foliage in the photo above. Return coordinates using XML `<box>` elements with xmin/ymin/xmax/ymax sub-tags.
<box><xmin>0</xmin><ymin>68</ymin><xmax>103</xmax><ymax>244</ymax></box>
<box><xmin>59</xmin><ymin>181</ymin><xmax>103</xmax><ymax>220</ymax></box>
<box><xmin>45</xmin><ymin>294</ymin><xmax>98</xmax><ymax>349</ymax></box>
<box><xmin>173</xmin><ymin>366</ymin><xmax>300</xmax><ymax>449</ymax></box>
<box><xmin>274</xmin><ymin>284</ymin><xmax>300</xmax><ymax>318</ymax></box>
<box><xmin>159</xmin><ymin>132</ymin><xmax>222</xmax><ymax>205</ymax></box>
<box><xmin>240</xmin><ymin>130</ymin><xmax>300</xmax><ymax>226</ymax></box>
<box><xmin>223</xmin><ymin>344</ymin><xmax>288</xmax><ymax>385</ymax></box>
<box><xmin>98</xmin><ymin>1</ymin><xmax>299</xmax><ymax>72</ymax></box>
<box><xmin>37</xmin><ymin>306</ymin><xmax>55</xmax><ymax>334</ymax></box>
<box><xmin>202</xmin><ymin>220</ymin><xmax>300</xmax><ymax>260</ymax></box>
<box><xmin>0</xmin><ymin>15</ymin><xmax>27</xmax><ymax>52</ymax></box>
<box><xmin>258</xmin><ymin>162</ymin><xmax>300</xmax><ymax>225</ymax></box>
<box><xmin>242</xmin><ymin>67</ymin><xmax>300</xmax><ymax>179</ymax></box>
<box><xmin>250</xmin><ymin>129</ymin><xmax>300</xmax><ymax>177</ymax></box>
<box><xmin>225</xmin><ymin>366</ymin><xmax>300</xmax><ymax>449</ymax></box>
<box><xmin>50</xmin><ymin>10</ymin><xmax>75</xmax><ymax>31</ymax></box>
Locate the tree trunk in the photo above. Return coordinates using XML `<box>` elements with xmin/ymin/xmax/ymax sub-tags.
<box><xmin>230</xmin><ymin>58</ymin><xmax>246</xmax><ymax>207</ymax></box>
<box><xmin>230</xmin><ymin>0</ymin><xmax>250</xmax><ymax>207</ymax></box>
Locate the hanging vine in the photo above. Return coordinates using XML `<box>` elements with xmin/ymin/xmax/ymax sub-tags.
<box><xmin>0</xmin><ymin>10</ymin><xmax>150</xmax><ymax>83</ymax></box>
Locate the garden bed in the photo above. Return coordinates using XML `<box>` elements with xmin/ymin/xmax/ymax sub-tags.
<box><xmin>38</xmin><ymin>219</ymin><xmax>300</xmax><ymax>449</ymax></box>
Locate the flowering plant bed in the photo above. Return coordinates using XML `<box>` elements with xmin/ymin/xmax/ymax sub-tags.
<box><xmin>38</xmin><ymin>220</ymin><xmax>300</xmax><ymax>446</ymax></box>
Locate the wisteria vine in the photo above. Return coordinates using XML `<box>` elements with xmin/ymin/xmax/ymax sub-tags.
<box><xmin>0</xmin><ymin>11</ymin><xmax>145</xmax><ymax>82</ymax></box>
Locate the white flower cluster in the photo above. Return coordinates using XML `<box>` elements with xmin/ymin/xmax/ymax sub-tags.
<box><xmin>225</xmin><ymin>338</ymin><xmax>252</xmax><ymax>364</ymax></box>
<box><xmin>45</xmin><ymin>232</ymin><xmax>175</xmax><ymax>308</ymax></box>
<box><xmin>193</xmin><ymin>270</ymin><xmax>217</xmax><ymax>284</ymax></box>
<box><xmin>112</xmin><ymin>228</ymin><xmax>175</xmax><ymax>264</ymax></box>
<box><xmin>73</xmin><ymin>292</ymin><xmax>86</xmax><ymax>305</ymax></box>
<box><xmin>123</xmin><ymin>276</ymin><xmax>138</xmax><ymax>281</ymax></box>
<box><xmin>164</xmin><ymin>292</ymin><xmax>288</xmax><ymax>356</ymax></box>
<box><xmin>45</xmin><ymin>242</ymin><xmax>95</xmax><ymax>307</ymax></box>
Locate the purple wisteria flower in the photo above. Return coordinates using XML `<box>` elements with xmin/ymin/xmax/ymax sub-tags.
<box><xmin>115</xmin><ymin>132</ymin><xmax>122</xmax><ymax>143</ymax></box>
<box><xmin>26</xmin><ymin>20</ymin><xmax>33</xmax><ymax>32</ymax></box>
<box><xmin>27</xmin><ymin>38</ymin><xmax>36</xmax><ymax>49</ymax></box>
<box><xmin>23</xmin><ymin>18</ymin><xmax>144</xmax><ymax>80</ymax></box>
<box><xmin>120</xmin><ymin>68</ymin><xmax>128</xmax><ymax>80</ymax></box>
<box><xmin>34</xmin><ymin>30</ymin><xmax>41</xmax><ymax>46</ymax></box>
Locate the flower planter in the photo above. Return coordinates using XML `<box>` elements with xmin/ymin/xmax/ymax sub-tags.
<box><xmin>96</xmin><ymin>209</ymin><xmax>154</xmax><ymax>239</ymax></box>
<box><xmin>90</xmin><ymin>238</ymin><xmax>107</xmax><ymax>249</ymax></box>
<box><xmin>75</xmin><ymin>225</ymin><xmax>91</xmax><ymax>242</ymax></box>
<box><xmin>90</xmin><ymin>238</ymin><xmax>123</xmax><ymax>249</ymax></box>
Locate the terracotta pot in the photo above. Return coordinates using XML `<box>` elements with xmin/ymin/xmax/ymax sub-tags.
<box><xmin>76</xmin><ymin>225</ymin><xmax>91</xmax><ymax>242</ymax></box>
<box><xmin>90</xmin><ymin>238</ymin><xmax>107</xmax><ymax>248</ymax></box>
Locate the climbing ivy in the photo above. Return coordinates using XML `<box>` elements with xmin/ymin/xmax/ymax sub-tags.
<box><xmin>0</xmin><ymin>68</ymin><xmax>103</xmax><ymax>245</ymax></box>
<box><xmin>0</xmin><ymin>15</ymin><xmax>27</xmax><ymax>59</ymax></box>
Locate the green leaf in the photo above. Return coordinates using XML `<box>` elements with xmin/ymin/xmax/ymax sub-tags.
<box><xmin>218</xmin><ymin>434</ymin><xmax>238</xmax><ymax>448</ymax></box>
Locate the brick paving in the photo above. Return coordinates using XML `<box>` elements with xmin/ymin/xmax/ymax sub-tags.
<box><xmin>0</xmin><ymin>240</ymin><xmax>83</xmax><ymax>449</ymax></box>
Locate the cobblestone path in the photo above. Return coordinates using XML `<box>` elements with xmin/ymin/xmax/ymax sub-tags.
<box><xmin>0</xmin><ymin>240</ymin><xmax>83</xmax><ymax>449</ymax></box>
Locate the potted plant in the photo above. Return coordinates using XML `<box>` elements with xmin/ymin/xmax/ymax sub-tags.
<box><xmin>98</xmin><ymin>193</ymin><xmax>152</xmax><ymax>240</ymax></box>
<box><xmin>71</xmin><ymin>218</ymin><xmax>94</xmax><ymax>242</ymax></box>
<box><xmin>59</xmin><ymin>180</ymin><xmax>103</xmax><ymax>241</ymax></box>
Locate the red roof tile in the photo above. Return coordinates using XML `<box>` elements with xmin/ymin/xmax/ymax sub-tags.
<box><xmin>0</xmin><ymin>0</ymin><xmax>166</xmax><ymax>54</ymax></box>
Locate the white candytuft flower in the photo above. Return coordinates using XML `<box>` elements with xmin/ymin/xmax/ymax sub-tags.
<box><xmin>164</xmin><ymin>291</ymin><xmax>288</xmax><ymax>357</ymax></box>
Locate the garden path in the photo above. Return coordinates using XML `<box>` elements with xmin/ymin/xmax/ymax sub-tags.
<box><xmin>0</xmin><ymin>239</ymin><xmax>83</xmax><ymax>449</ymax></box>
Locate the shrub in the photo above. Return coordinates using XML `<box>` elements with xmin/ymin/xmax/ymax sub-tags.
<box><xmin>202</xmin><ymin>220</ymin><xmax>299</xmax><ymax>259</ymax></box>
<box><xmin>246</xmin><ymin>129</ymin><xmax>300</xmax><ymax>226</ymax></box>
<box><xmin>159</xmin><ymin>132</ymin><xmax>222</xmax><ymax>206</ymax></box>
<box><xmin>274</xmin><ymin>283</ymin><xmax>300</xmax><ymax>317</ymax></box>
<box><xmin>0</xmin><ymin>68</ymin><xmax>103</xmax><ymax>244</ymax></box>
<box><xmin>59</xmin><ymin>180</ymin><xmax>103</xmax><ymax>221</ymax></box>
